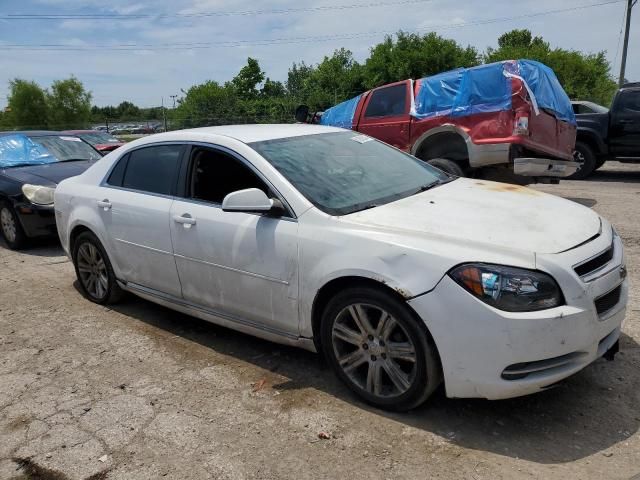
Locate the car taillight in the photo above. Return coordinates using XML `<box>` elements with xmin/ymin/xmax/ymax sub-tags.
<box><xmin>514</xmin><ymin>115</ymin><xmax>529</xmax><ymax>136</ymax></box>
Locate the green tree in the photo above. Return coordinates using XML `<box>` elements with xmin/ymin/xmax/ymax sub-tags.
<box><xmin>172</xmin><ymin>81</ymin><xmax>239</xmax><ymax>127</ymax></box>
<box><xmin>286</xmin><ymin>61</ymin><xmax>315</xmax><ymax>98</ymax></box>
<box><xmin>261</xmin><ymin>78</ymin><xmax>286</xmax><ymax>98</ymax></box>
<box><xmin>115</xmin><ymin>101</ymin><xmax>141</xmax><ymax>120</ymax></box>
<box><xmin>485</xmin><ymin>29</ymin><xmax>617</xmax><ymax>105</ymax></box>
<box><xmin>230</xmin><ymin>57</ymin><xmax>265</xmax><ymax>99</ymax></box>
<box><xmin>4</xmin><ymin>79</ymin><xmax>48</xmax><ymax>129</ymax></box>
<box><xmin>364</xmin><ymin>32</ymin><xmax>480</xmax><ymax>89</ymax></box>
<box><xmin>47</xmin><ymin>76</ymin><xmax>92</xmax><ymax>129</ymax></box>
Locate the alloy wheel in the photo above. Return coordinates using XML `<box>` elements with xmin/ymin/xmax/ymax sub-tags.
<box><xmin>77</xmin><ymin>242</ymin><xmax>109</xmax><ymax>299</ymax></box>
<box><xmin>0</xmin><ymin>207</ymin><xmax>17</xmax><ymax>243</ymax></box>
<box><xmin>331</xmin><ymin>303</ymin><xmax>417</xmax><ymax>398</ymax></box>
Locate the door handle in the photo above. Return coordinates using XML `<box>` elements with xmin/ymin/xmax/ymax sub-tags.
<box><xmin>97</xmin><ymin>199</ymin><xmax>112</xmax><ymax>211</ymax></box>
<box><xmin>173</xmin><ymin>214</ymin><xmax>196</xmax><ymax>228</ymax></box>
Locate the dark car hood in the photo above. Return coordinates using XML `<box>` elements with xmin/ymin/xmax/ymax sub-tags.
<box><xmin>1</xmin><ymin>160</ymin><xmax>94</xmax><ymax>187</ymax></box>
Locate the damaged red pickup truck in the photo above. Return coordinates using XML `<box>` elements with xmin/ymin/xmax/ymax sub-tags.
<box><xmin>305</xmin><ymin>59</ymin><xmax>579</xmax><ymax>183</ymax></box>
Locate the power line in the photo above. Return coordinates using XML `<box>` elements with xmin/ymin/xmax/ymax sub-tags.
<box><xmin>0</xmin><ymin>0</ymin><xmax>434</xmax><ymax>20</ymax></box>
<box><xmin>0</xmin><ymin>0</ymin><xmax>624</xmax><ymax>51</ymax></box>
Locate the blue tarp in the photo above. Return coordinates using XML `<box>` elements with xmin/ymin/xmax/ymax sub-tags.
<box><xmin>414</xmin><ymin>60</ymin><xmax>575</xmax><ymax>124</ymax></box>
<box><xmin>319</xmin><ymin>59</ymin><xmax>575</xmax><ymax>128</ymax></box>
<box><xmin>319</xmin><ymin>94</ymin><xmax>362</xmax><ymax>129</ymax></box>
<box><xmin>0</xmin><ymin>134</ymin><xmax>57</xmax><ymax>168</ymax></box>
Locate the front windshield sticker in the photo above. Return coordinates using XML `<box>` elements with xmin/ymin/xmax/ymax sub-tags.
<box><xmin>59</xmin><ymin>136</ymin><xmax>82</xmax><ymax>142</ymax></box>
<box><xmin>350</xmin><ymin>135</ymin><xmax>373</xmax><ymax>144</ymax></box>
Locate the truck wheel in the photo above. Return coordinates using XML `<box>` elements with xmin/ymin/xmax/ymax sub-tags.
<box><xmin>426</xmin><ymin>158</ymin><xmax>465</xmax><ymax>177</ymax></box>
<box><xmin>568</xmin><ymin>142</ymin><xmax>597</xmax><ymax>180</ymax></box>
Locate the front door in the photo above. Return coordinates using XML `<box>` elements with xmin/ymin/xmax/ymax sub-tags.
<box><xmin>610</xmin><ymin>89</ymin><xmax>640</xmax><ymax>157</ymax></box>
<box><xmin>98</xmin><ymin>144</ymin><xmax>184</xmax><ymax>298</ymax></box>
<box><xmin>170</xmin><ymin>146</ymin><xmax>299</xmax><ymax>336</ymax></box>
<box><xmin>357</xmin><ymin>81</ymin><xmax>412</xmax><ymax>151</ymax></box>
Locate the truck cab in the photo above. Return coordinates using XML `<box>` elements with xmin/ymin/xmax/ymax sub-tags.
<box><xmin>573</xmin><ymin>83</ymin><xmax>640</xmax><ymax>178</ymax></box>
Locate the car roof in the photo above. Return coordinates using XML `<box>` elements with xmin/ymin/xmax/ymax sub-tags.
<box><xmin>168</xmin><ymin>124</ymin><xmax>345</xmax><ymax>144</ymax></box>
<box><xmin>0</xmin><ymin>130</ymin><xmax>63</xmax><ymax>137</ymax></box>
<box><xmin>61</xmin><ymin>130</ymin><xmax>97</xmax><ymax>134</ymax></box>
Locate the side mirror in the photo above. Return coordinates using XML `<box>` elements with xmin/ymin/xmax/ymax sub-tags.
<box><xmin>295</xmin><ymin>105</ymin><xmax>310</xmax><ymax>123</ymax></box>
<box><xmin>222</xmin><ymin>188</ymin><xmax>282</xmax><ymax>214</ymax></box>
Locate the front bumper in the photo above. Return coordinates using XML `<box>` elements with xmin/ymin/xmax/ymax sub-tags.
<box><xmin>14</xmin><ymin>202</ymin><xmax>57</xmax><ymax>238</ymax></box>
<box><xmin>408</xmin><ymin>229</ymin><xmax>627</xmax><ymax>400</ymax></box>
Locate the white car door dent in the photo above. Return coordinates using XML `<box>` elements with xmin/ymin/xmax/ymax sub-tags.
<box><xmin>170</xmin><ymin>200</ymin><xmax>299</xmax><ymax>335</ymax></box>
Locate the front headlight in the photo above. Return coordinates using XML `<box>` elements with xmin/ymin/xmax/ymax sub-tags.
<box><xmin>22</xmin><ymin>184</ymin><xmax>55</xmax><ymax>206</ymax></box>
<box><xmin>449</xmin><ymin>263</ymin><xmax>563</xmax><ymax>312</ymax></box>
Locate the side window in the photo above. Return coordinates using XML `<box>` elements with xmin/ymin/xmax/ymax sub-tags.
<box><xmin>364</xmin><ymin>84</ymin><xmax>407</xmax><ymax>118</ymax></box>
<box><xmin>572</xmin><ymin>104</ymin><xmax>582</xmax><ymax>114</ymax></box>
<box><xmin>618</xmin><ymin>91</ymin><xmax>640</xmax><ymax>113</ymax></box>
<box><xmin>106</xmin><ymin>154</ymin><xmax>128</xmax><ymax>186</ymax></box>
<box><xmin>189</xmin><ymin>147</ymin><xmax>270</xmax><ymax>204</ymax></box>
<box><xmin>121</xmin><ymin>145</ymin><xmax>184</xmax><ymax>195</ymax></box>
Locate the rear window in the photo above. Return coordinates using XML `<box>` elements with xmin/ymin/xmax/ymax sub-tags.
<box><xmin>364</xmin><ymin>84</ymin><xmax>407</xmax><ymax>118</ymax></box>
<box><xmin>120</xmin><ymin>145</ymin><xmax>184</xmax><ymax>195</ymax></box>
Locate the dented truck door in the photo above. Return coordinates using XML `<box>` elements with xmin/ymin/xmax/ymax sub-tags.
<box><xmin>356</xmin><ymin>80</ymin><xmax>412</xmax><ymax>151</ymax></box>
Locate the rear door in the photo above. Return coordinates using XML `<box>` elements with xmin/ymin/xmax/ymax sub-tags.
<box><xmin>357</xmin><ymin>81</ymin><xmax>412</xmax><ymax>151</ymax></box>
<box><xmin>98</xmin><ymin>144</ymin><xmax>185</xmax><ymax>297</ymax></box>
<box><xmin>609</xmin><ymin>89</ymin><xmax>640</xmax><ymax>157</ymax></box>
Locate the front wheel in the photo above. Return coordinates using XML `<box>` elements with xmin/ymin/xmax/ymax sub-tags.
<box><xmin>568</xmin><ymin>141</ymin><xmax>597</xmax><ymax>180</ymax></box>
<box><xmin>0</xmin><ymin>201</ymin><xmax>27</xmax><ymax>250</ymax></box>
<box><xmin>321</xmin><ymin>287</ymin><xmax>441</xmax><ymax>411</ymax></box>
<box><xmin>72</xmin><ymin>231</ymin><xmax>124</xmax><ymax>304</ymax></box>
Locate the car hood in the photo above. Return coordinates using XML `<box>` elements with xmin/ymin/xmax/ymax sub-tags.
<box><xmin>343</xmin><ymin>178</ymin><xmax>601</xmax><ymax>255</ymax></box>
<box><xmin>1</xmin><ymin>161</ymin><xmax>94</xmax><ymax>187</ymax></box>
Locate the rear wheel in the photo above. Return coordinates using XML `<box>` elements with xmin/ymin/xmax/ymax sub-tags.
<box><xmin>568</xmin><ymin>141</ymin><xmax>597</xmax><ymax>179</ymax></box>
<box><xmin>0</xmin><ymin>201</ymin><xmax>27</xmax><ymax>250</ymax></box>
<box><xmin>321</xmin><ymin>286</ymin><xmax>441</xmax><ymax>411</ymax></box>
<box><xmin>426</xmin><ymin>158</ymin><xmax>465</xmax><ymax>177</ymax></box>
<box><xmin>72</xmin><ymin>231</ymin><xmax>124</xmax><ymax>304</ymax></box>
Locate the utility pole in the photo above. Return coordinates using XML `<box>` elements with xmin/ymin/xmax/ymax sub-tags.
<box><xmin>619</xmin><ymin>0</ymin><xmax>636</xmax><ymax>87</ymax></box>
<box><xmin>170</xmin><ymin>95</ymin><xmax>177</xmax><ymax>109</ymax></box>
<box><xmin>162</xmin><ymin>96</ymin><xmax>167</xmax><ymax>132</ymax></box>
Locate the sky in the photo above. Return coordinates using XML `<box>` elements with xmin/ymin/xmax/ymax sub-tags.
<box><xmin>0</xmin><ymin>0</ymin><xmax>638</xmax><ymax>109</ymax></box>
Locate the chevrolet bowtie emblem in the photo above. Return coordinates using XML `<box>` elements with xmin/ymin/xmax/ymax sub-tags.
<box><xmin>620</xmin><ymin>265</ymin><xmax>628</xmax><ymax>280</ymax></box>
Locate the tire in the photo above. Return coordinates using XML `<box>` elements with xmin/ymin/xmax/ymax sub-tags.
<box><xmin>72</xmin><ymin>231</ymin><xmax>124</xmax><ymax>305</ymax></box>
<box><xmin>320</xmin><ymin>286</ymin><xmax>441</xmax><ymax>411</ymax></box>
<box><xmin>426</xmin><ymin>158</ymin><xmax>465</xmax><ymax>177</ymax></box>
<box><xmin>568</xmin><ymin>141</ymin><xmax>597</xmax><ymax>180</ymax></box>
<box><xmin>594</xmin><ymin>157</ymin><xmax>607</xmax><ymax>171</ymax></box>
<box><xmin>0</xmin><ymin>201</ymin><xmax>28</xmax><ymax>250</ymax></box>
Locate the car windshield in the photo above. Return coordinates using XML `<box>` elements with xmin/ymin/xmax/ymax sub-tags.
<box><xmin>0</xmin><ymin>134</ymin><xmax>101</xmax><ymax>168</ymax></box>
<box><xmin>78</xmin><ymin>132</ymin><xmax>121</xmax><ymax>144</ymax></box>
<box><xmin>250</xmin><ymin>131</ymin><xmax>451</xmax><ymax>216</ymax></box>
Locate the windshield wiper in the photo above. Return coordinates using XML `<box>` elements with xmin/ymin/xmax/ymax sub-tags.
<box><xmin>58</xmin><ymin>158</ymin><xmax>92</xmax><ymax>163</ymax></box>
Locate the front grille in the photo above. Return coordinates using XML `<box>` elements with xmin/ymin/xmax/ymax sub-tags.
<box><xmin>574</xmin><ymin>244</ymin><xmax>614</xmax><ymax>277</ymax></box>
<box><xmin>594</xmin><ymin>285</ymin><xmax>622</xmax><ymax>316</ymax></box>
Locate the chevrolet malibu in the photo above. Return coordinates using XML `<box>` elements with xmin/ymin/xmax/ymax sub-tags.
<box><xmin>54</xmin><ymin>125</ymin><xmax>627</xmax><ymax>411</ymax></box>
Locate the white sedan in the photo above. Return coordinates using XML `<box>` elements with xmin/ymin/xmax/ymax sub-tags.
<box><xmin>54</xmin><ymin>125</ymin><xmax>627</xmax><ymax>411</ymax></box>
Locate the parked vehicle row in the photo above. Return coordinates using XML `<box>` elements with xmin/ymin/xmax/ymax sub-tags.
<box><xmin>571</xmin><ymin>82</ymin><xmax>640</xmax><ymax>178</ymax></box>
<box><xmin>52</xmin><ymin>124</ymin><xmax>627</xmax><ymax>411</ymax></box>
<box><xmin>62</xmin><ymin>130</ymin><xmax>125</xmax><ymax>153</ymax></box>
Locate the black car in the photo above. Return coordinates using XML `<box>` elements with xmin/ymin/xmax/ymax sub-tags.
<box><xmin>0</xmin><ymin>131</ymin><xmax>101</xmax><ymax>249</ymax></box>
<box><xmin>571</xmin><ymin>83</ymin><xmax>640</xmax><ymax>178</ymax></box>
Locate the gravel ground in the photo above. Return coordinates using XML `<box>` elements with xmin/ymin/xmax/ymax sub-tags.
<box><xmin>1</xmin><ymin>162</ymin><xmax>639</xmax><ymax>480</ymax></box>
